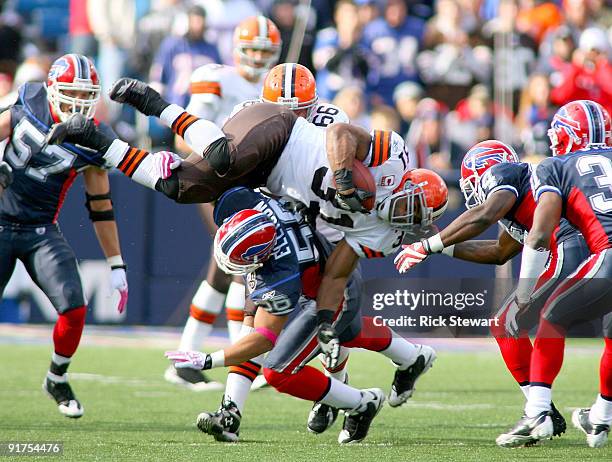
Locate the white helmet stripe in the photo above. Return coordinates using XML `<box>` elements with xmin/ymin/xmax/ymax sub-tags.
<box><xmin>70</xmin><ymin>54</ymin><xmax>82</xmax><ymax>79</ymax></box>
<box><xmin>284</xmin><ymin>63</ymin><xmax>293</xmax><ymax>99</ymax></box>
<box><xmin>257</xmin><ymin>15</ymin><xmax>267</xmax><ymax>39</ymax></box>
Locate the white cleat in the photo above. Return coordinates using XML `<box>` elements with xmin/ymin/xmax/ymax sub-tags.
<box><xmin>338</xmin><ymin>388</ymin><xmax>385</xmax><ymax>444</ymax></box>
<box><xmin>43</xmin><ymin>377</ymin><xmax>84</xmax><ymax>418</ymax></box>
<box><xmin>572</xmin><ymin>408</ymin><xmax>610</xmax><ymax>448</ymax></box>
<box><xmin>164</xmin><ymin>366</ymin><xmax>223</xmax><ymax>391</ymax></box>
<box><xmin>388</xmin><ymin>344</ymin><xmax>436</xmax><ymax>407</ymax></box>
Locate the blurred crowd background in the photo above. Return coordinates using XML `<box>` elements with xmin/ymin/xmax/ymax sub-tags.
<box><xmin>0</xmin><ymin>0</ymin><xmax>611</xmax><ymax>172</ymax></box>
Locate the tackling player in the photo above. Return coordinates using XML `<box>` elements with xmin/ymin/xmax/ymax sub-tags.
<box><xmin>166</xmin><ymin>186</ymin><xmax>437</xmax><ymax>444</ymax></box>
<box><xmin>496</xmin><ymin>100</ymin><xmax>612</xmax><ymax>448</ymax></box>
<box><xmin>165</xmin><ymin>15</ymin><xmax>281</xmax><ymax>392</ymax></box>
<box><xmin>0</xmin><ymin>54</ymin><xmax>130</xmax><ymax>418</ymax></box>
<box><xmin>393</xmin><ymin>138</ymin><xmax>591</xmax><ymax>439</ymax></box>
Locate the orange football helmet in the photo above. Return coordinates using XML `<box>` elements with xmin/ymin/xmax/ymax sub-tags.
<box><xmin>261</xmin><ymin>63</ymin><xmax>318</xmax><ymax>118</ymax></box>
<box><xmin>377</xmin><ymin>168</ymin><xmax>448</xmax><ymax>229</ymax></box>
<box><xmin>234</xmin><ymin>15</ymin><xmax>282</xmax><ymax>78</ymax></box>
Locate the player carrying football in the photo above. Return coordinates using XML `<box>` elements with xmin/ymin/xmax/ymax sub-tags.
<box><xmin>0</xmin><ymin>54</ymin><xmax>131</xmax><ymax>418</ymax></box>
<box><xmin>496</xmin><ymin>100</ymin><xmax>612</xmax><ymax>448</ymax></box>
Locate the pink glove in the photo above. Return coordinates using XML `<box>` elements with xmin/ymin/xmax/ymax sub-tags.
<box><xmin>153</xmin><ymin>151</ymin><xmax>182</xmax><ymax>179</ymax></box>
<box><xmin>110</xmin><ymin>267</ymin><xmax>128</xmax><ymax>313</ymax></box>
<box><xmin>165</xmin><ymin>350</ymin><xmax>211</xmax><ymax>370</ymax></box>
<box><xmin>394</xmin><ymin>242</ymin><xmax>429</xmax><ymax>274</ymax></box>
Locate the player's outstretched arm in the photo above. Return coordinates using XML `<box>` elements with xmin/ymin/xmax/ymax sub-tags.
<box><xmin>451</xmin><ymin>230</ymin><xmax>523</xmax><ymax>265</ymax></box>
<box><xmin>515</xmin><ymin>192</ymin><xmax>562</xmax><ymax>304</ymax></box>
<box><xmin>395</xmin><ymin>190</ymin><xmax>518</xmax><ymax>273</ymax></box>
<box><xmin>83</xmin><ymin>168</ymin><xmax>128</xmax><ymax>313</ymax></box>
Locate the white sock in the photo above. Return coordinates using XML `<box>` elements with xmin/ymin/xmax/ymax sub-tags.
<box><xmin>520</xmin><ymin>384</ymin><xmax>530</xmax><ymax>400</ymax></box>
<box><xmin>224</xmin><ymin>373</ymin><xmax>252</xmax><ymax>414</ymax></box>
<box><xmin>160</xmin><ymin>104</ymin><xmax>224</xmax><ymax>155</ymax></box>
<box><xmin>319</xmin><ymin>377</ymin><xmax>362</xmax><ymax>410</ymax></box>
<box><xmin>589</xmin><ymin>394</ymin><xmax>612</xmax><ymax>425</ymax></box>
<box><xmin>381</xmin><ymin>333</ymin><xmax>419</xmax><ymax>370</ymax></box>
<box><xmin>52</xmin><ymin>352</ymin><xmax>71</xmax><ymax>366</ymax></box>
<box><xmin>225</xmin><ymin>282</ymin><xmax>245</xmax><ymax>344</ymax></box>
<box><xmin>178</xmin><ymin>281</ymin><xmax>226</xmax><ymax>351</ymax></box>
<box><xmin>524</xmin><ymin>386</ymin><xmax>552</xmax><ymax>418</ymax></box>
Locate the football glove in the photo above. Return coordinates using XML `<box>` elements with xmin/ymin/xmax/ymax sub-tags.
<box><xmin>394</xmin><ymin>241</ymin><xmax>429</xmax><ymax>273</ymax></box>
<box><xmin>110</xmin><ymin>78</ymin><xmax>170</xmax><ymax>117</ymax></box>
<box><xmin>165</xmin><ymin>350</ymin><xmax>212</xmax><ymax>370</ymax></box>
<box><xmin>0</xmin><ymin>161</ymin><xmax>13</xmax><ymax>189</ymax></box>
<box><xmin>151</xmin><ymin>151</ymin><xmax>182</xmax><ymax>179</ymax></box>
<box><xmin>317</xmin><ymin>310</ymin><xmax>340</xmax><ymax>369</ymax></box>
<box><xmin>109</xmin><ymin>266</ymin><xmax>128</xmax><ymax>314</ymax></box>
<box><xmin>335</xmin><ymin>189</ymin><xmax>373</xmax><ymax>214</ymax></box>
<box><xmin>45</xmin><ymin>113</ymin><xmax>114</xmax><ymax>153</ymax></box>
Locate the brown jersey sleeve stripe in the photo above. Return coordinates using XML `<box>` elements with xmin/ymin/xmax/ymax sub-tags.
<box><xmin>175</xmin><ymin>114</ymin><xmax>199</xmax><ymax>138</ymax></box>
<box><xmin>117</xmin><ymin>146</ymin><xmax>139</xmax><ymax>172</ymax></box>
<box><xmin>369</xmin><ymin>130</ymin><xmax>391</xmax><ymax>167</ymax></box>
<box><xmin>190</xmin><ymin>81</ymin><xmax>221</xmax><ymax>96</ymax></box>
<box><xmin>124</xmin><ymin>149</ymin><xmax>149</xmax><ymax>177</ymax></box>
<box><xmin>171</xmin><ymin>112</ymin><xmax>189</xmax><ymax>133</ymax></box>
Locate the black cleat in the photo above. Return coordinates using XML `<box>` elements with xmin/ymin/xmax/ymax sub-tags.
<box><xmin>164</xmin><ymin>366</ymin><xmax>223</xmax><ymax>391</ymax></box>
<box><xmin>338</xmin><ymin>388</ymin><xmax>385</xmax><ymax>444</ymax></box>
<box><xmin>550</xmin><ymin>402</ymin><xmax>566</xmax><ymax>437</ymax></box>
<box><xmin>496</xmin><ymin>411</ymin><xmax>553</xmax><ymax>447</ymax></box>
<box><xmin>43</xmin><ymin>377</ymin><xmax>83</xmax><ymax>418</ymax></box>
<box><xmin>109</xmin><ymin>78</ymin><xmax>169</xmax><ymax>117</ymax></box>
<box><xmin>572</xmin><ymin>408</ymin><xmax>610</xmax><ymax>448</ymax></box>
<box><xmin>388</xmin><ymin>345</ymin><xmax>436</xmax><ymax>407</ymax></box>
<box><xmin>307</xmin><ymin>402</ymin><xmax>339</xmax><ymax>434</ymax></box>
<box><xmin>197</xmin><ymin>399</ymin><xmax>241</xmax><ymax>442</ymax></box>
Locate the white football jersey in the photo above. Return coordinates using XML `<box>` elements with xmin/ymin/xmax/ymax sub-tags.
<box><xmin>266</xmin><ymin>117</ymin><xmax>409</xmax><ymax>258</ymax></box>
<box><xmin>186</xmin><ymin>64</ymin><xmax>263</xmax><ymax>126</ymax></box>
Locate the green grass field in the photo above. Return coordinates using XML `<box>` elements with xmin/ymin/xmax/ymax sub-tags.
<box><xmin>1</xmin><ymin>338</ymin><xmax>610</xmax><ymax>462</ymax></box>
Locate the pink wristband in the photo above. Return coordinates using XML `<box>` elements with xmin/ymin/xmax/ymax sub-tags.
<box><xmin>255</xmin><ymin>327</ymin><xmax>278</xmax><ymax>345</ymax></box>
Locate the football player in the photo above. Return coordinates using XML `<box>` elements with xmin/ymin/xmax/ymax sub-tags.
<box><xmin>496</xmin><ymin>100</ymin><xmax>612</xmax><ymax>448</ymax></box>
<box><xmin>0</xmin><ymin>54</ymin><xmax>134</xmax><ymax>418</ymax></box>
<box><xmin>166</xmin><ymin>185</ymin><xmax>438</xmax><ymax>444</ymax></box>
<box><xmin>393</xmin><ymin>138</ymin><xmax>591</xmax><ymax>440</ymax></box>
<box><xmin>165</xmin><ymin>15</ymin><xmax>281</xmax><ymax>392</ymax></box>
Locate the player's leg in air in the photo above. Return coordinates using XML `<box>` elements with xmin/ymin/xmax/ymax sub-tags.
<box><xmin>0</xmin><ymin>226</ymin><xmax>88</xmax><ymax>418</ymax></box>
<box><xmin>490</xmin><ymin>234</ymin><xmax>589</xmax><ymax>440</ymax></box>
<box><xmin>496</xmin><ymin>251</ymin><xmax>612</xmax><ymax>447</ymax></box>
<box><xmin>165</xmin><ymin>203</ymin><xmax>244</xmax><ymax>390</ymax></box>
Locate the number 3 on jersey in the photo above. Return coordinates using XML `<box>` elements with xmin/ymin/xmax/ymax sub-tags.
<box><xmin>5</xmin><ymin>118</ymin><xmax>76</xmax><ymax>181</ymax></box>
<box><xmin>576</xmin><ymin>155</ymin><xmax>612</xmax><ymax>213</ymax></box>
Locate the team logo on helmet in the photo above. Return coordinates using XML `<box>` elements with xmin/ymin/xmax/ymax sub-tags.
<box><xmin>551</xmin><ymin>114</ymin><xmax>582</xmax><ymax>142</ymax></box>
<box><xmin>462</xmin><ymin>147</ymin><xmax>508</xmax><ymax>170</ymax></box>
<box><xmin>48</xmin><ymin>58</ymin><xmax>70</xmax><ymax>80</ymax></box>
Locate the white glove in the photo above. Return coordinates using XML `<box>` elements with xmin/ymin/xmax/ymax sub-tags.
<box><xmin>109</xmin><ymin>266</ymin><xmax>128</xmax><ymax>314</ymax></box>
<box><xmin>152</xmin><ymin>150</ymin><xmax>182</xmax><ymax>179</ymax></box>
<box><xmin>394</xmin><ymin>242</ymin><xmax>429</xmax><ymax>273</ymax></box>
<box><xmin>165</xmin><ymin>350</ymin><xmax>212</xmax><ymax>370</ymax></box>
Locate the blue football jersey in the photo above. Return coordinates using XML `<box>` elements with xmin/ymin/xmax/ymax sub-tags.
<box><xmin>479</xmin><ymin>162</ymin><xmax>577</xmax><ymax>244</ymax></box>
<box><xmin>214</xmin><ymin>187</ymin><xmax>328</xmax><ymax>316</ymax></box>
<box><xmin>532</xmin><ymin>147</ymin><xmax>612</xmax><ymax>253</ymax></box>
<box><xmin>0</xmin><ymin>82</ymin><xmax>115</xmax><ymax>225</ymax></box>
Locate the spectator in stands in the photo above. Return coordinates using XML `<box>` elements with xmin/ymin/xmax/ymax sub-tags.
<box><xmin>332</xmin><ymin>85</ymin><xmax>371</xmax><ymax>129</ymax></box>
<box><xmin>406</xmin><ymin>98</ymin><xmax>451</xmax><ymax>170</ymax></box>
<box><xmin>418</xmin><ymin>0</ymin><xmax>491</xmax><ymax>109</ymax></box>
<box><xmin>0</xmin><ymin>11</ymin><xmax>22</xmax><ymax>77</ymax></box>
<box><xmin>550</xmin><ymin>27</ymin><xmax>612</xmax><ymax>113</ymax></box>
<box><xmin>370</xmin><ymin>104</ymin><xmax>401</xmax><ymax>132</ymax></box>
<box><xmin>537</xmin><ymin>25</ymin><xmax>576</xmax><ymax>87</ymax></box>
<box><xmin>356</xmin><ymin>0</ymin><xmax>381</xmax><ymax>26</ymax></box>
<box><xmin>393</xmin><ymin>81</ymin><xmax>424</xmax><ymax>136</ymax></box>
<box><xmin>481</xmin><ymin>0</ymin><xmax>537</xmax><ymax>114</ymax></box>
<box><xmin>446</xmin><ymin>85</ymin><xmax>494</xmax><ymax>167</ymax></box>
<box><xmin>69</xmin><ymin>0</ymin><xmax>97</xmax><ymax>58</ymax></box>
<box><xmin>517</xmin><ymin>73</ymin><xmax>556</xmax><ymax>157</ymax></box>
<box><xmin>313</xmin><ymin>0</ymin><xmax>374</xmax><ymax>102</ymax></box>
<box><xmin>362</xmin><ymin>0</ymin><xmax>425</xmax><ymax>106</ymax></box>
<box><xmin>515</xmin><ymin>0</ymin><xmax>563</xmax><ymax>44</ymax></box>
<box><xmin>150</xmin><ymin>5</ymin><xmax>221</xmax><ymax>108</ymax></box>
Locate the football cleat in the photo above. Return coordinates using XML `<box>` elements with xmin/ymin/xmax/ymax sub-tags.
<box><xmin>250</xmin><ymin>374</ymin><xmax>270</xmax><ymax>391</ymax></box>
<box><xmin>109</xmin><ymin>78</ymin><xmax>169</xmax><ymax>118</ymax></box>
<box><xmin>307</xmin><ymin>402</ymin><xmax>339</xmax><ymax>434</ymax></box>
<box><xmin>388</xmin><ymin>345</ymin><xmax>436</xmax><ymax>407</ymax></box>
<box><xmin>164</xmin><ymin>366</ymin><xmax>223</xmax><ymax>391</ymax></box>
<box><xmin>338</xmin><ymin>388</ymin><xmax>385</xmax><ymax>444</ymax></box>
<box><xmin>196</xmin><ymin>399</ymin><xmax>242</xmax><ymax>442</ymax></box>
<box><xmin>550</xmin><ymin>402</ymin><xmax>566</xmax><ymax>437</ymax></box>
<box><xmin>496</xmin><ymin>411</ymin><xmax>553</xmax><ymax>447</ymax></box>
<box><xmin>43</xmin><ymin>376</ymin><xmax>84</xmax><ymax>418</ymax></box>
<box><xmin>572</xmin><ymin>408</ymin><xmax>610</xmax><ymax>448</ymax></box>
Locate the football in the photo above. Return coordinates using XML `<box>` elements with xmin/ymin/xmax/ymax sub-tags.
<box><xmin>334</xmin><ymin>161</ymin><xmax>377</xmax><ymax>210</ymax></box>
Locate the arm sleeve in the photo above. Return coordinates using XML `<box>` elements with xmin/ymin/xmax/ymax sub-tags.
<box><xmin>479</xmin><ymin>163</ymin><xmax>521</xmax><ymax>201</ymax></box>
<box><xmin>532</xmin><ymin>158</ymin><xmax>564</xmax><ymax>201</ymax></box>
